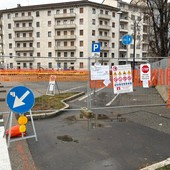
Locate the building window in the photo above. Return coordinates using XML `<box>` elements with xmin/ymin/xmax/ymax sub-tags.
<box><xmin>36</xmin><ymin>22</ymin><xmax>40</xmax><ymax>27</ymax></box>
<box><xmin>29</xmin><ymin>22</ymin><xmax>32</xmax><ymax>27</ymax></box>
<box><xmin>80</xmin><ymin>8</ymin><xmax>83</xmax><ymax>13</ymax></box>
<box><xmin>92</xmin><ymin>19</ymin><xmax>95</xmax><ymax>25</ymax></box>
<box><xmin>80</xmin><ymin>62</ymin><xmax>84</xmax><ymax>68</ymax></box>
<box><xmin>57</xmin><ymin>31</ymin><xmax>60</xmax><ymax>36</ymax></box>
<box><xmin>28</xmin><ymin>12</ymin><xmax>31</xmax><ymax>16</ymax></box>
<box><xmin>48</xmin><ymin>31</ymin><xmax>51</xmax><ymax>37</ymax></box>
<box><xmin>36</xmin><ymin>11</ymin><xmax>40</xmax><ymax>17</ymax></box>
<box><xmin>36</xmin><ymin>32</ymin><xmax>40</xmax><ymax>37</ymax></box>
<box><xmin>48</xmin><ymin>62</ymin><xmax>52</xmax><ymax>68</ymax></box>
<box><xmin>48</xmin><ymin>52</ymin><xmax>52</xmax><ymax>57</ymax></box>
<box><xmin>15</xmin><ymin>13</ymin><xmax>18</xmax><ymax>17</ymax></box>
<box><xmin>71</xmin><ymin>52</ymin><xmax>74</xmax><ymax>57</ymax></box>
<box><xmin>8</xmin><ymin>34</ymin><xmax>12</xmax><ymax>39</ymax></box>
<box><xmin>23</xmin><ymin>33</ymin><xmax>26</xmax><ymax>37</ymax></box>
<box><xmin>22</xmin><ymin>23</ymin><xmax>26</xmax><ymax>27</ymax></box>
<box><xmin>104</xmin><ymin>53</ymin><xmax>107</xmax><ymax>58</ymax></box>
<box><xmin>100</xmin><ymin>10</ymin><xmax>103</xmax><ymax>14</ymax></box>
<box><xmin>37</xmin><ymin>53</ymin><xmax>41</xmax><ymax>57</ymax></box>
<box><xmin>64</xmin><ymin>52</ymin><xmax>67</xmax><ymax>57</ymax></box>
<box><xmin>80</xmin><ymin>52</ymin><xmax>83</xmax><ymax>57</ymax></box>
<box><xmin>10</xmin><ymin>63</ymin><xmax>13</xmax><ymax>68</ymax></box>
<box><xmin>79</xmin><ymin>18</ymin><xmax>83</xmax><ymax>25</ymax></box>
<box><xmin>112</xmin><ymin>12</ymin><xmax>115</xmax><ymax>17</ymax></box>
<box><xmin>48</xmin><ymin>21</ymin><xmax>51</xmax><ymax>27</ymax></box>
<box><xmin>63</xmin><ymin>9</ymin><xmax>67</xmax><ymax>14</ymax></box>
<box><xmin>37</xmin><ymin>42</ymin><xmax>40</xmax><ymax>48</ymax></box>
<box><xmin>63</xmin><ymin>20</ymin><xmax>67</xmax><ymax>25</ymax></box>
<box><xmin>16</xmin><ymin>23</ymin><xmax>19</xmax><ymax>27</ymax></box>
<box><xmin>9</xmin><ymin>43</ymin><xmax>12</xmax><ymax>49</ymax></box>
<box><xmin>37</xmin><ymin>62</ymin><xmax>41</xmax><ymax>68</ymax></box>
<box><xmin>56</xmin><ymin>10</ymin><xmax>60</xmax><ymax>14</ymax></box>
<box><xmin>70</xmin><ymin>30</ymin><xmax>74</xmax><ymax>35</ymax></box>
<box><xmin>22</xmin><ymin>12</ymin><xmax>25</xmax><ymax>16</ymax></box>
<box><xmin>80</xmin><ymin>41</ymin><xmax>83</xmax><ymax>47</ymax></box>
<box><xmin>47</xmin><ymin>11</ymin><xmax>51</xmax><ymax>16</ymax></box>
<box><xmin>23</xmin><ymin>43</ymin><xmax>26</xmax><ymax>47</ymax></box>
<box><xmin>112</xmin><ymin>53</ymin><xmax>115</xmax><ymax>58</ymax></box>
<box><xmin>71</xmin><ymin>41</ymin><xmax>74</xmax><ymax>46</ymax></box>
<box><xmin>48</xmin><ymin>42</ymin><xmax>52</xmax><ymax>48</ymax></box>
<box><xmin>70</xmin><ymin>8</ymin><xmax>74</xmax><ymax>13</ymax></box>
<box><xmin>92</xmin><ymin>8</ymin><xmax>96</xmax><ymax>14</ymax></box>
<box><xmin>112</xmin><ymin>22</ymin><xmax>115</xmax><ymax>28</ymax></box>
<box><xmin>80</xmin><ymin>30</ymin><xmax>83</xmax><ymax>36</ymax></box>
<box><xmin>112</xmin><ymin>32</ymin><xmax>115</xmax><ymax>38</ymax></box>
<box><xmin>29</xmin><ymin>43</ymin><xmax>33</xmax><ymax>47</ymax></box>
<box><xmin>57</xmin><ymin>52</ymin><xmax>61</xmax><ymax>57</ymax></box>
<box><xmin>64</xmin><ymin>31</ymin><xmax>67</xmax><ymax>35</ymax></box>
<box><xmin>64</xmin><ymin>42</ymin><xmax>67</xmax><ymax>46</ymax></box>
<box><xmin>105</xmin><ymin>11</ymin><xmax>108</xmax><ymax>15</ymax></box>
<box><xmin>112</xmin><ymin>43</ymin><xmax>115</xmax><ymax>48</ymax></box>
<box><xmin>8</xmin><ymin>24</ymin><xmax>11</xmax><ymax>29</ymax></box>
<box><xmin>92</xmin><ymin>30</ymin><xmax>95</xmax><ymax>36</ymax></box>
<box><xmin>7</xmin><ymin>14</ymin><xmax>11</xmax><ymax>19</ymax></box>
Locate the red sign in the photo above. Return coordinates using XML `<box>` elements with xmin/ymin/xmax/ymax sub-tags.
<box><xmin>142</xmin><ymin>65</ymin><xmax>149</xmax><ymax>73</ymax></box>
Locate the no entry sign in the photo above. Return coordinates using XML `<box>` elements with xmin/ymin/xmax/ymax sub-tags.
<box><xmin>140</xmin><ymin>64</ymin><xmax>151</xmax><ymax>81</ymax></box>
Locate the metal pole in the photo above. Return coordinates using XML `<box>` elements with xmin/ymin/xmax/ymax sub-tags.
<box><xmin>133</xmin><ymin>20</ymin><xmax>136</xmax><ymax>82</ymax></box>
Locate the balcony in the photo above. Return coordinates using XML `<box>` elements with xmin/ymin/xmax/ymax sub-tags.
<box><xmin>54</xmin><ymin>24</ymin><xmax>76</xmax><ymax>30</ymax></box>
<box><xmin>101</xmin><ymin>47</ymin><xmax>110</xmax><ymax>51</ymax></box>
<box><xmin>13</xmin><ymin>16</ymin><xmax>33</xmax><ymax>22</ymax></box>
<box><xmin>54</xmin><ymin>13</ymin><xmax>76</xmax><ymax>19</ymax></box>
<box><xmin>98</xmin><ymin>25</ymin><xmax>111</xmax><ymax>30</ymax></box>
<box><xmin>14</xmin><ymin>37</ymin><xmax>34</xmax><ymax>42</ymax></box>
<box><xmin>120</xmin><ymin>26</ymin><xmax>128</xmax><ymax>33</ymax></box>
<box><xmin>55</xmin><ymin>57</ymin><xmax>76</xmax><ymax>61</ymax></box>
<box><xmin>120</xmin><ymin>17</ymin><xmax>129</xmax><ymax>23</ymax></box>
<box><xmin>98</xmin><ymin>36</ymin><xmax>110</xmax><ymax>41</ymax></box>
<box><xmin>98</xmin><ymin>14</ymin><xmax>111</xmax><ymax>20</ymax></box>
<box><xmin>0</xmin><ymin>39</ymin><xmax>3</xmax><ymax>44</ymax></box>
<box><xmin>55</xmin><ymin>46</ymin><xmax>76</xmax><ymax>51</ymax></box>
<box><xmin>15</xmin><ymin>56</ymin><xmax>34</xmax><ymax>62</ymax></box>
<box><xmin>98</xmin><ymin>57</ymin><xmax>110</xmax><ymax>62</ymax></box>
<box><xmin>14</xmin><ymin>47</ymin><xmax>34</xmax><ymax>52</ymax></box>
<box><xmin>54</xmin><ymin>35</ymin><xmax>76</xmax><ymax>40</ymax></box>
<box><xmin>14</xmin><ymin>27</ymin><xmax>33</xmax><ymax>32</ymax></box>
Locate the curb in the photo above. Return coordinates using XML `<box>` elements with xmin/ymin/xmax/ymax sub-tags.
<box><xmin>140</xmin><ymin>158</ymin><xmax>170</xmax><ymax>170</ymax></box>
<box><xmin>27</xmin><ymin>92</ymin><xmax>85</xmax><ymax>120</ymax></box>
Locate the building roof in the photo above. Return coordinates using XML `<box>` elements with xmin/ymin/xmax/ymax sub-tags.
<box><xmin>0</xmin><ymin>0</ymin><xmax>119</xmax><ymax>14</ymax></box>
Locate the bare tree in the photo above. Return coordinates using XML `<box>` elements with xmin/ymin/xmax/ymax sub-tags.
<box><xmin>131</xmin><ymin>0</ymin><xmax>170</xmax><ymax>57</ymax></box>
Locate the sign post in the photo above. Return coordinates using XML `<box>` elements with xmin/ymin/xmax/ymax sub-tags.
<box><xmin>4</xmin><ymin>86</ymin><xmax>38</xmax><ymax>147</ymax></box>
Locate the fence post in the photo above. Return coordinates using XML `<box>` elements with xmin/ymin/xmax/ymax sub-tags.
<box><xmin>168</xmin><ymin>57</ymin><xmax>170</xmax><ymax>108</ymax></box>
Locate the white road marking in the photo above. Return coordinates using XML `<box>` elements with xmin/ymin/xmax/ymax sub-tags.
<box><xmin>106</xmin><ymin>93</ymin><xmax>119</xmax><ymax>106</ymax></box>
<box><xmin>61</xmin><ymin>85</ymin><xmax>85</xmax><ymax>93</ymax></box>
<box><xmin>78</xmin><ymin>87</ymin><xmax>105</xmax><ymax>101</ymax></box>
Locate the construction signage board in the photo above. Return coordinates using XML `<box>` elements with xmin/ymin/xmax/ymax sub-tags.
<box><xmin>91</xmin><ymin>65</ymin><xmax>109</xmax><ymax>80</ymax></box>
<box><xmin>112</xmin><ymin>64</ymin><xmax>133</xmax><ymax>94</ymax></box>
<box><xmin>140</xmin><ymin>64</ymin><xmax>151</xmax><ymax>81</ymax></box>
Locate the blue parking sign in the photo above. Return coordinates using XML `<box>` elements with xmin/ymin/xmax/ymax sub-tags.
<box><xmin>92</xmin><ymin>43</ymin><xmax>101</xmax><ymax>52</ymax></box>
<box><xmin>6</xmin><ymin>86</ymin><xmax>35</xmax><ymax>114</ymax></box>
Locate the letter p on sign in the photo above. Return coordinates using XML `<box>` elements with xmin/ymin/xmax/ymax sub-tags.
<box><xmin>92</xmin><ymin>43</ymin><xmax>100</xmax><ymax>52</ymax></box>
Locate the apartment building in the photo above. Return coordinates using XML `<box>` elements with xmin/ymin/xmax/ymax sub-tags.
<box><xmin>0</xmin><ymin>0</ymin><xmax>149</xmax><ymax>70</ymax></box>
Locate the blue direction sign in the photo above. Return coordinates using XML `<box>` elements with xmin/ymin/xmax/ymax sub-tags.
<box><xmin>122</xmin><ymin>35</ymin><xmax>133</xmax><ymax>45</ymax></box>
<box><xmin>7</xmin><ymin>86</ymin><xmax>35</xmax><ymax>114</ymax></box>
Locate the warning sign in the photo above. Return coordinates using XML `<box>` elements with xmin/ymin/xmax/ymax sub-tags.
<box><xmin>112</xmin><ymin>64</ymin><xmax>133</xmax><ymax>94</ymax></box>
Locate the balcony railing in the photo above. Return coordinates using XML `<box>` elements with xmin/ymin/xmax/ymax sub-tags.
<box><xmin>54</xmin><ymin>35</ymin><xmax>76</xmax><ymax>40</ymax></box>
<box><xmin>54</xmin><ymin>24</ymin><xmax>76</xmax><ymax>29</ymax></box>
<box><xmin>98</xmin><ymin>14</ymin><xmax>111</xmax><ymax>20</ymax></box>
<box><xmin>15</xmin><ymin>56</ymin><xmax>34</xmax><ymax>62</ymax></box>
<box><xmin>98</xmin><ymin>36</ymin><xmax>110</xmax><ymax>41</ymax></box>
<box><xmin>14</xmin><ymin>37</ymin><xmax>34</xmax><ymax>42</ymax></box>
<box><xmin>54</xmin><ymin>13</ymin><xmax>76</xmax><ymax>19</ymax></box>
<box><xmin>98</xmin><ymin>25</ymin><xmax>111</xmax><ymax>30</ymax></box>
<box><xmin>14</xmin><ymin>27</ymin><xmax>33</xmax><ymax>32</ymax></box>
<box><xmin>14</xmin><ymin>47</ymin><xmax>34</xmax><ymax>52</ymax></box>
<box><xmin>55</xmin><ymin>46</ymin><xmax>76</xmax><ymax>51</ymax></box>
<box><xmin>13</xmin><ymin>16</ymin><xmax>33</xmax><ymax>21</ymax></box>
<box><xmin>55</xmin><ymin>57</ymin><xmax>76</xmax><ymax>61</ymax></box>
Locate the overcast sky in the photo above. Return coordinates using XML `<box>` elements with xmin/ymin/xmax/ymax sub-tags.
<box><xmin>0</xmin><ymin>0</ymin><xmax>131</xmax><ymax>9</ymax></box>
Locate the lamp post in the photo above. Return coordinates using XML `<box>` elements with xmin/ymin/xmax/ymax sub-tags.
<box><xmin>133</xmin><ymin>20</ymin><xmax>137</xmax><ymax>71</ymax></box>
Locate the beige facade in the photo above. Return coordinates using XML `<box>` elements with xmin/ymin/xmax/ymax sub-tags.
<box><xmin>0</xmin><ymin>0</ymin><xmax>148</xmax><ymax>70</ymax></box>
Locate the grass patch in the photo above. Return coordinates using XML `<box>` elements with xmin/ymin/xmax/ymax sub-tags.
<box><xmin>156</xmin><ymin>164</ymin><xmax>170</xmax><ymax>170</ymax></box>
<box><xmin>32</xmin><ymin>92</ymin><xmax>77</xmax><ymax>111</ymax></box>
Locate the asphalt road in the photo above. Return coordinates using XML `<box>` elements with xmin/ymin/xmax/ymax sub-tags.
<box><xmin>2</xmin><ymin>81</ymin><xmax>170</xmax><ymax>170</ymax></box>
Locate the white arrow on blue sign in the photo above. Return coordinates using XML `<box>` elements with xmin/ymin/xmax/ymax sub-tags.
<box><xmin>122</xmin><ymin>35</ymin><xmax>133</xmax><ymax>45</ymax></box>
<box><xmin>6</xmin><ymin>86</ymin><xmax>35</xmax><ymax>114</ymax></box>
